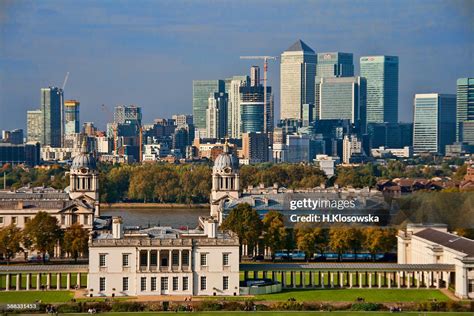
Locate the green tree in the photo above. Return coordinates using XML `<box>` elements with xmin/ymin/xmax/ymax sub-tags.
<box><xmin>262</xmin><ymin>211</ymin><xmax>287</xmax><ymax>260</ymax></box>
<box><xmin>0</xmin><ymin>224</ymin><xmax>23</xmax><ymax>264</ymax></box>
<box><xmin>24</xmin><ymin>212</ymin><xmax>62</xmax><ymax>264</ymax></box>
<box><xmin>222</xmin><ymin>203</ymin><xmax>263</xmax><ymax>257</ymax></box>
<box><xmin>63</xmin><ymin>223</ymin><xmax>89</xmax><ymax>262</ymax></box>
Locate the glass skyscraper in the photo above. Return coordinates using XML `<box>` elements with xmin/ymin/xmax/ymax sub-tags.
<box><xmin>456</xmin><ymin>78</ymin><xmax>474</xmax><ymax>144</ymax></box>
<box><xmin>319</xmin><ymin>77</ymin><xmax>367</xmax><ymax>133</ymax></box>
<box><xmin>280</xmin><ymin>40</ymin><xmax>316</xmax><ymax>120</ymax></box>
<box><xmin>240</xmin><ymin>102</ymin><xmax>264</xmax><ymax>133</ymax></box>
<box><xmin>193</xmin><ymin>80</ymin><xmax>225</xmax><ymax>132</ymax></box>
<box><xmin>40</xmin><ymin>87</ymin><xmax>63</xmax><ymax>147</ymax></box>
<box><xmin>413</xmin><ymin>93</ymin><xmax>456</xmax><ymax>154</ymax></box>
<box><xmin>360</xmin><ymin>56</ymin><xmax>399</xmax><ymax>124</ymax></box>
<box><xmin>225</xmin><ymin>76</ymin><xmax>249</xmax><ymax>138</ymax></box>
<box><xmin>64</xmin><ymin>100</ymin><xmax>80</xmax><ymax>135</ymax></box>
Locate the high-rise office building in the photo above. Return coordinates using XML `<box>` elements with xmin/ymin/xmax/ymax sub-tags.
<box><xmin>172</xmin><ymin>114</ymin><xmax>193</xmax><ymax>127</ymax></box>
<box><xmin>64</xmin><ymin>100</ymin><xmax>80</xmax><ymax>135</ymax></box>
<box><xmin>241</xmin><ymin>132</ymin><xmax>269</xmax><ymax>163</ymax></box>
<box><xmin>456</xmin><ymin>78</ymin><xmax>474</xmax><ymax>144</ymax></box>
<box><xmin>240</xmin><ymin>83</ymin><xmax>272</xmax><ymax>135</ymax></box>
<box><xmin>315</xmin><ymin>52</ymin><xmax>354</xmax><ymax>121</ymax></box>
<box><xmin>413</xmin><ymin>93</ymin><xmax>456</xmax><ymax>154</ymax></box>
<box><xmin>319</xmin><ymin>76</ymin><xmax>367</xmax><ymax>133</ymax></box>
<box><xmin>1</xmin><ymin>129</ymin><xmax>23</xmax><ymax>144</ymax></box>
<box><xmin>368</xmin><ymin>122</ymin><xmax>413</xmax><ymax>148</ymax></box>
<box><xmin>225</xmin><ymin>76</ymin><xmax>249</xmax><ymax>138</ymax></box>
<box><xmin>27</xmin><ymin>110</ymin><xmax>42</xmax><ymax>143</ymax></box>
<box><xmin>114</xmin><ymin>105</ymin><xmax>142</xmax><ymax>125</ymax></box>
<box><xmin>280</xmin><ymin>40</ymin><xmax>316</xmax><ymax>120</ymax></box>
<box><xmin>40</xmin><ymin>87</ymin><xmax>63</xmax><ymax>147</ymax></box>
<box><xmin>193</xmin><ymin>80</ymin><xmax>225</xmax><ymax>133</ymax></box>
<box><xmin>250</xmin><ymin>66</ymin><xmax>260</xmax><ymax>87</ymax></box>
<box><xmin>206</xmin><ymin>92</ymin><xmax>228</xmax><ymax>138</ymax></box>
<box><xmin>360</xmin><ymin>56</ymin><xmax>399</xmax><ymax>124</ymax></box>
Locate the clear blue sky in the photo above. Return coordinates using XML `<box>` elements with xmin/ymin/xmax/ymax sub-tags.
<box><xmin>0</xmin><ymin>0</ymin><xmax>473</xmax><ymax>131</ymax></box>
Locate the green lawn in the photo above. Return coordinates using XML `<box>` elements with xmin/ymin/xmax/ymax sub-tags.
<box><xmin>0</xmin><ymin>290</ymin><xmax>74</xmax><ymax>303</ymax></box>
<box><xmin>20</xmin><ymin>312</ymin><xmax>474</xmax><ymax>316</ymax></box>
<box><xmin>256</xmin><ymin>288</ymin><xmax>450</xmax><ymax>302</ymax></box>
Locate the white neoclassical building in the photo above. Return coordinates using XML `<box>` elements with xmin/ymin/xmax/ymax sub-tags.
<box><xmin>0</xmin><ymin>143</ymin><xmax>99</xmax><ymax>230</ymax></box>
<box><xmin>398</xmin><ymin>224</ymin><xmax>474</xmax><ymax>299</ymax></box>
<box><xmin>88</xmin><ymin>217</ymin><xmax>240</xmax><ymax>297</ymax></box>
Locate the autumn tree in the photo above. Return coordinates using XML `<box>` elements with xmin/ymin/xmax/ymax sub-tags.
<box><xmin>262</xmin><ymin>211</ymin><xmax>287</xmax><ymax>260</ymax></box>
<box><xmin>0</xmin><ymin>224</ymin><xmax>23</xmax><ymax>264</ymax></box>
<box><xmin>24</xmin><ymin>212</ymin><xmax>62</xmax><ymax>264</ymax></box>
<box><xmin>295</xmin><ymin>223</ymin><xmax>317</xmax><ymax>261</ymax></box>
<box><xmin>329</xmin><ymin>226</ymin><xmax>362</xmax><ymax>261</ymax></box>
<box><xmin>63</xmin><ymin>223</ymin><xmax>89</xmax><ymax>262</ymax></box>
<box><xmin>222</xmin><ymin>203</ymin><xmax>263</xmax><ymax>257</ymax></box>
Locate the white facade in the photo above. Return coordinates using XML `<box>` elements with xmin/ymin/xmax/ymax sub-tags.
<box><xmin>88</xmin><ymin>218</ymin><xmax>240</xmax><ymax>297</ymax></box>
<box><xmin>371</xmin><ymin>146</ymin><xmax>413</xmax><ymax>158</ymax></box>
<box><xmin>342</xmin><ymin>134</ymin><xmax>363</xmax><ymax>164</ymax></box>
<box><xmin>398</xmin><ymin>224</ymin><xmax>474</xmax><ymax>299</ymax></box>
<box><xmin>314</xmin><ymin>155</ymin><xmax>339</xmax><ymax>177</ymax></box>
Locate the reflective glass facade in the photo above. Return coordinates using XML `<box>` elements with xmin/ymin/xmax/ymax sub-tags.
<box><xmin>456</xmin><ymin>78</ymin><xmax>474</xmax><ymax>144</ymax></box>
<box><xmin>193</xmin><ymin>80</ymin><xmax>225</xmax><ymax>130</ymax></box>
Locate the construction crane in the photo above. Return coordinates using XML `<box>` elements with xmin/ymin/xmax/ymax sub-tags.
<box><xmin>61</xmin><ymin>72</ymin><xmax>70</xmax><ymax>90</ymax></box>
<box><xmin>240</xmin><ymin>56</ymin><xmax>277</xmax><ymax>133</ymax></box>
<box><xmin>100</xmin><ymin>104</ymin><xmax>118</xmax><ymax>155</ymax></box>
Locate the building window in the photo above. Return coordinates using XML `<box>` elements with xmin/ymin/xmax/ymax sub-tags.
<box><xmin>24</xmin><ymin>216</ymin><xmax>30</xmax><ymax>223</ymax></box>
<box><xmin>99</xmin><ymin>277</ymin><xmax>106</xmax><ymax>292</ymax></box>
<box><xmin>223</xmin><ymin>276</ymin><xmax>229</xmax><ymax>290</ymax></box>
<box><xmin>122</xmin><ymin>277</ymin><xmax>128</xmax><ymax>291</ymax></box>
<box><xmin>11</xmin><ymin>217</ymin><xmax>17</xmax><ymax>225</ymax></box>
<box><xmin>61</xmin><ymin>215</ymin><xmax>66</xmax><ymax>225</ymax></box>
<box><xmin>83</xmin><ymin>215</ymin><xmax>89</xmax><ymax>225</ymax></box>
<box><xmin>99</xmin><ymin>254</ymin><xmax>106</xmax><ymax>267</ymax></box>
<box><xmin>182</xmin><ymin>251</ymin><xmax>189</xmax><ymax>266</ymax></box>
<box><xmin>0</xmin><ymin>217</ymin><xmax>4</xmax><ymax>224</ymax></box>
<box><xmin>141</xmin><ymin>277</ymin><xmax>146</xmax><ymax>291</ymax></box>
<box><xmin>161</xmin><ymin>277</ymin><xmax>168</xmax><ymax>291</ymax></box>
<box><xmin>182</xmin><ymin>277</ymin><xmax>189</xmax><ymax>291</ymax></box>
<box><xmin>151</xmin><ymin>277</ymin><xmax>157</xmax><ymax>291</ymax></box>
<box><xmin>173</xmin><ymin>277</ymin><xmax>179</xmax><ymax>291</ymax></box>
<box><xmin>200</xmin><ymin>253</ymin><xmax>207</xmax><ymax>267</ymax></box>
<box><xmin>200</xmin><ymin>276</ymin><xmax>207</xmax><ymax>290</ymax></box>
<box><xmin>122</xmin><ymin>254</ymin><xmax>129</xmax><ymax>267</ymax></box>
<box><xmin>172</xmin><ymin>252</ymin><xmax>179</xmax><ymax>265</ymax></box>
<box><xmin>223</xmin><ymin>253</ymin><xmax>229</xmax><ymax>266</ymax></box>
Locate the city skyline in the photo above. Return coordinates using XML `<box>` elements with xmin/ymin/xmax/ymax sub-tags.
<box><xmin>1</xmin><ymin>0</ymin><xmax>473</xmax><ymax>131</ymax></box>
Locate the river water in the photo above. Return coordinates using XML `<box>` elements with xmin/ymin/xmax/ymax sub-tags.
<box><xmin>101</xmin><ymin>208</ymin><xmax>210</xmax><ymax>228</ymax></box>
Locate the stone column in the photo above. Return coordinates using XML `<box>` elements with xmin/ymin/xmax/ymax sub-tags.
<box><xmin>282</xmin><ymin>272</ymin><xmax>287</xmax><ymax>288</ymax></box>
<box><xmin>416</xmin><ymin>272</ymin><xmax>421</xmax><ymax>288</ymax></box>
<box><xmin>147</xmin><ymin>250</ymin><xmax>151</xmax><ymax>271</ymax></box>
<box><xmin>388</xmin><ymin>272</ymin><xmax>392</xmax><ymax>288</ymax></box>
<box><xmin>168</xmin><ymin>250</ymin><xmax>172</xmax><ymax>271</ymax></box>
<box><xmin>436</xmin><ymin>271</ymin><xmax>440</xmax><ymax>289</ymax></box>
<box><xmin>263</xmin><ymin>271</ymin><xmax>268</xmax><ymax>279</ymax></box>
<box><xmin>397</xmin><ymin>272</ymin><xmax>401</xmax><ymax>288</ymax></box>
<box><xmin>36</xmin><ymin>273</ymin><xmax>41</xmax><ymax>290</ymax></box>
<box><xmin>5</xmin><ymin>274</ymin><xmax>10</xmax><ymax>291</ymax></box>
<box><xmin>157</xmin><ymin>250</ymin><xmax>161</xmax><ymax>271</ymax></box>
<box><xmin>407</xmin><ymin>272</ymin><xmax>411</xmax><ymax>288</ymax></box>
<box><xmin>77</xmin><ymin>273</ymin><xmax>81</xmax><ymax>288</ymax></box>
<box><xmin>301</xmin><ymin>272</ymin><xmax>306</xmax><ymax>288</ymax></box>
<box><xmin>56</xmin><ymin>273</ymin><xmax>61</xmax><ymax>290</ymax></box>
<box><xmin>178</xmin><ymin>250</ymin><xmax>182</xmax><ymax>271</ymax></box>
<box><xmin>330</xmin><ymin>272</ymin><xmax>334</xmax><ymax>288</ymax></box>
<box><xmin>26</xmin><ymin>273</ymin><xmax>31</xmax><ymax>290</ymax></box>
<box><xmin>445</xmin><ymin>271</ymin><xmax>449</xmax><ymax>289</ymax></box>
<box><xmin>359</xmin><ymin>272</ymin><xmax>363</xmax><ymax>288</ymax></box>
<box><xmin>349</xmin><ymin>273</ymin><xmax>353</xmax><ymax>288</ymax></box>
<box><xmin>321</xmin><ymin>272</ymin><xmax>325</xmax><ymax>288</ymax></box>
<box><xmin>339</xmin><ymin>272</ymin><xmax>344</xmax><ymax>287</ymax></box>
<box><xmin>16</xmin><ymin>274</ymin><xmax>20</xmax><ymax>291</ymax></box>
<box><xmin>46</xmin><ymin>273</ymin><xmax>51</xmax><ymax>290</ymax></box>
<box><xmin>368</xmin><ymin>272</ymin><xmax>372</xmax><ymax>288</ymax></box>
<box><xmin>66</xmin><ymin>273</ymin><xmax>71</xmax><ymax>289</ymax></box>
<box><xmin>378</xmin><ymin>272</ymin><xmax>382</xmax><ymax>288</ymax></box>
<box><xmin>291</xmin><ymin>271</ymin><xmax>296</xmax><ymax>288</ymax></box>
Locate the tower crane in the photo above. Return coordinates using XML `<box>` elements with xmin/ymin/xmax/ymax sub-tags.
<box><xmin>62</xmin><ymin>72</ymin><xmax>70</xmax><ymax>90</ymax></box>
<box><xmin>239</xmin><ymin>56</ymin><xmax>277</xmax><ymax>133</ymax></box>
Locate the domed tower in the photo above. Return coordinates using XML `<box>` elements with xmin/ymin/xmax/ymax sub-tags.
<box><xmin>69</xmin><ymin>140</ymin><xmax>99</xmax><ymax>203</ymax></box>
<box><xmin>210</xmin><ymin>141</ymin><xmax>240</xmax><ymax>221</ymax></box>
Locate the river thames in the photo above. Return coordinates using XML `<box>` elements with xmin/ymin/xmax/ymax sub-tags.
<box><xmin>101</xmin><ymin>208</ymin><xmax>209</xmax><ymax>228</ymax></box>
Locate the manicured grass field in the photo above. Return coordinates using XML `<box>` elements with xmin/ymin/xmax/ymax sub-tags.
<box><xmin>0</xmin><ymin>290</ymin><xmax>74</xmax><ymax>303</ymax></box>
<box><xmin>22</xmin><ymin>312</ymin><xmax>474</xmax><ymax>315</ymax></box>
<box><xmin>256</xmin><ymin>288</ymin><xmax>450</xmax><ymax>302</ymax></box>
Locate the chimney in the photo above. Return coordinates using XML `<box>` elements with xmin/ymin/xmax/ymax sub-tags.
<box><xmin>112</xmin><ymin>217</ymin><xmax>123</xmax><ymax>239</ymax></box>
<box><xmin>204</xmin><ymin>218</ymin><xmax>218</xmax><ymax>239</ymax></box>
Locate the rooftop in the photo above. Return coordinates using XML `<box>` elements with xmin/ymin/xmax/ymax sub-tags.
<box><xmin>285</xmin><ymin>39</ymin><xmax>314</xmax><ymax>53</ymax></box>
<box><xmin>414</xmin><ymin>228</ymin><xmax>474</xmax><ymax>257</ymax></box>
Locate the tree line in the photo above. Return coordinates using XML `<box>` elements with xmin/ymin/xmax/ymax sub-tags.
<box><xmin>0</xmin><ymin>212</ymin><xmax>89</xmax><ymax>264</ymax></box>
<box><xmin>222</xmin><ymin>204</ymin><xmax>397</xmax><ymax>261</ymax></box>
<box><xmin>2</xmin><ymin>159</ymin><xmax>469</xmax><ymax>203</ymax></box>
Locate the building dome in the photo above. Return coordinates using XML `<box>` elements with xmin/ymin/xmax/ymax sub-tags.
<box><xmin>213</xmin><ymin>142</ymin><xmax>239</xmax><ymax>172</ymax></box>
<box><xmin>71</xmin><ymin>140</ymin><xmax>97</xmax><ymax>171</ymax></box>
<box><xmin>71</xmin><ymin>153</ymin><xmax>97</xmax><ymax>170</ymax></box>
